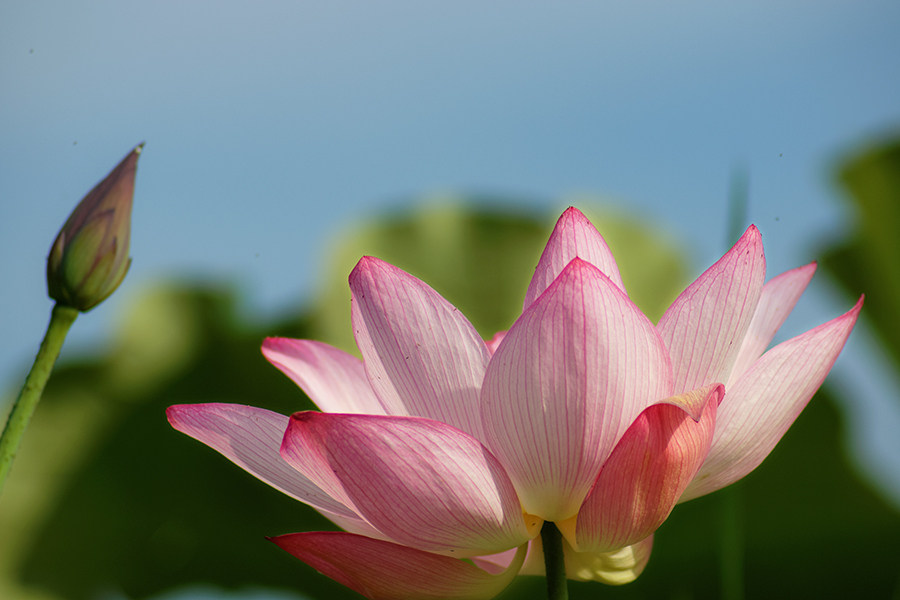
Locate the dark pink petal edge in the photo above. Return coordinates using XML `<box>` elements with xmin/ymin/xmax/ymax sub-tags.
<box><xmin>270</xmin><ymin>532</ymin><xmax>527</xmax><ymax>600</ymax></box>
<box><xmin>523</xmin><ymin>207</ymin><xmax>626</xmax><ymax>310</ymax></box>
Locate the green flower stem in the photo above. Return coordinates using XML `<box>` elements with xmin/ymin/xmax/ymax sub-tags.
<box><xmin>542</xmin><ymin>521</ymin><xmax>569</xmax><ymax>600</ymax></box>
<box><xmin>0</xmin><ymin>304</ymin><xmax>78</xmax><ymax>496</ymax></box>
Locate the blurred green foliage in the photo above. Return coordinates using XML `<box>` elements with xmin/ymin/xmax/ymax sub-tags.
<box><xmin>1</xmin><ymin>170</ymin><xmax>899</xmax><ymax>600</ymax></box>
<box><xmin>822</xmin><ymin>139</ymin><xmax>900</xmax><ymax>371</ymax></box>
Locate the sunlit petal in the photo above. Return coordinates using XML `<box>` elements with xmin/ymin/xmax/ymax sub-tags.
<box><xmin>523</xmin><ymin>207</ymin><xmax>626</xmax><ymax>309</ymax></box>
<box><xmin>658</xmin><ymin>225</ymin><xmax>765</xmax><ymax>394</ymax></box>
<box><xmin>166</xmin><ymin>403</ymin><xmax>356</xmax><ymax>519</ymax></box>
<box><xmin>271</xmin><ymin>532</ymin><xmax>527</xmax><ymax>600</ymax></box>
<box><xmin>571</xmin><ymin>383</ymin><xmax>721</xmax><ymax>553</ymax></box>
<box><xmin>350</xmin><ymin>256</ymin><xmax>491</xmax><ymax>440</ymax></box>
<box><xmin>681</xmin><ymin>296</ymin><xmax>862</xmax><ymax>501</ymax></box>
<box><xmin>261</xmin><ymin>337</ymin><xmax>386</xmax><ymax>414</ymax></box>
<box><xmin>521</xmin><ymin>533</ymin><xmax>654</xmax><ymax>584</ymax></box>
<box><xmin>281</xmin><ymin>411</ymin><xmax>538</xmax><ymax>555</ymax></box>
<box><xmin>482</xmin><ymin>258</ymin><xmax>672</xmax><ymax>521</ymax></box>
<box><xmin>565</xmin><ymin>536</ymin><xmax>654</xmax><ymax>585</ymax></box>
<box><xmin>728</xmin><ymin>262</ymin><xmax>816</xmax><ymax>386</ymax></box>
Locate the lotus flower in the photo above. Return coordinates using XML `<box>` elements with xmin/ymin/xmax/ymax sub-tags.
<box><xmin>168</xmin><ymin>207</ymin><xmax>861</xmax><ymax>599</ymax></box>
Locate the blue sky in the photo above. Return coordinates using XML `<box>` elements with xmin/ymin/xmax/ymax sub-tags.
<box><xmin>2</xmin><ymin>2</ymin><xmax>900</xmax><ymax>504</ymax></box>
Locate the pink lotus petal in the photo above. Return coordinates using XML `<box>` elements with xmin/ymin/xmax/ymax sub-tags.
<box><xmin>281</xmin><ymin>412</ymin><xmax>538</xmax><ymax>556</ymax></box>
<box><xmin>271</xmin><ymin>532</ymin><xmax>527</xmax><ymax>600</ymax></box>
<box><xmin>728</xmin><ymin>263</ymin><xmax>817</xmax><ymax>387</ymax></box>
<box><xmin>658</xmin><ymin>225</ymin><xmax>766</xmax><ymax>395</ymax></box>
<box><xmin>165</xmin><ymin>403</ymin><xmax>356</xmax><ymax>519</ymax></box>
<box><xmin>523</xmin><ymin>207</ymin><xmax>626</xmax><ymax>310</ymax></box>
<box><xmin>261</xmin><ymin>337</ymin><xmax>386</xmax><ymax>415</ymax></box>
<box><xmin>571</xmin><ymin>383</ymin><xmax>721</xmax><ymax>553</ymax></box>
<box><xmin>519</xmin><ymin>532</ymin><xmax>654</xmax><ymax>584</ymax></box>
<box><xmin>315</xmin><ymin>508</ymin><xmax>387</xmax><ymax>541</ymax></box>
<box><xmin>680</xmin><ymin>296</ymin><xmax>863</xmax><ymax>501</ymax></box>
<box><xmin>484</xmin><ymin>331</ymin><xmax>507</xmax><ymax>356</ymax></box>
<box><xmin>482</xmin><ymin>258</ymin><xmax>673</xmax><ymax>521</ymax></box>
<box><xmin>350</xmin><ymin>256</ymin><xmax>491</xmax><ymax>441</ymax></box>
<box><xmin>473</xmin><ymin>543</ymin><xmax>542</xmax><ymax>575</ymax></box>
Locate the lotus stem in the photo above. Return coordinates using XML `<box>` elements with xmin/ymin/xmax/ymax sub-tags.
<box><xmin>542</xmin><ymin>521</ymin><xmax>569</xmax><ymax>600</ymax></box>
<box><xmin>0</xmin><ymin>304</ymin><xmax>78</xmax><ymax>496</ymax></box>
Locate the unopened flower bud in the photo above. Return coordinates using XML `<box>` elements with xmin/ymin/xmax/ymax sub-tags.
<box><xmin>47</xmin><ymin>144</ymin><xmax>142</xmax><ymax>311</ymax></box>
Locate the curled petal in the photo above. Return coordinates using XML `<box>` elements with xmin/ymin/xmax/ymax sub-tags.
<box><xmin>482</xmin><ymin>258</ymin><xmax>673</xmax><ymax>521</ymax></box>
<box><xmin>524</xmin><ymin>207</ymin><xmax>626</xmax><ymax>309</ymax></box>
<box><xmin>565</xmin><ymin>535</ymin><xmax>654</xmax><ymax>585</ymax></box>
<box><xmin>350</xmin><ymin>256</ymin><xmax>491</xmax><ymax>440</ymax></box>
<box><xmin>521</xmin><ymin>533</ymin><xmax>654</xmax><ymax>584</ymax></box>
<box><xmin>261</xmin><ymin>337</ymin><xmax>385</xmax><ymax>415</ymax></box>
<box><xmin>728</xmin><ymin>262</ymin><xmax>816</xmax><ymax>387</ymax></box>
<box><xmin>474</xmin><ymin>542</ymin><xmax>543</xmax><ymax>576</ymax></box>
<box><xmin>165</xmin><ymin>403</ymin><xmax>356</xmax><ymax>519</ymax></box>
<box><xmin>281</xmin><ymin>412</ymin><xmax>538</xmax><ymax>556</ymax></box>
<box><xmin>569</xmin><ymin>383</ymin><xmax>721</xmax><ymax>553</ymax></box>
<box><xmin>681</xmin><ymin>296</ymin><xmax>863</xmax><ymax>502</ymax></box>
<box><xmin>658</xmin><ymin>225</ymin><xmax>766</xmax><ymax>394</ymax></box>
<box><xmin>271</xmin><ymin>532</ymin><xmax>527</xmax><ymax>600</ymax></box>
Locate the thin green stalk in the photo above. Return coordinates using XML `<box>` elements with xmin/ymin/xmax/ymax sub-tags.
<box><xmin>720</xmin><ymin>484</ymin><xmax>745</xmax><ymax>600</ymax></box>
<box><xmin>0</xmin><ymin>303</ymin><xmax>78</xmax><ymax>496</ymax></box>
<box><xmin>541</xmin><ymin>521</ymin><xmax>569</xmax><ymax>600</ymax></box>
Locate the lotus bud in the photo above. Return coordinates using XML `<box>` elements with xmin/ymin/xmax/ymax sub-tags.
<box><xmin>47</xmin><ymin>144</ymin><xmax>142</xmax><ymax>312</ymax></box>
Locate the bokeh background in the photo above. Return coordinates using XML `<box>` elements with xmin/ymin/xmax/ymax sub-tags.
<box><xmin>2</xmin><ymin>2</ymin><xmax>900</xmax><ymax>599</ymax></box>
